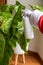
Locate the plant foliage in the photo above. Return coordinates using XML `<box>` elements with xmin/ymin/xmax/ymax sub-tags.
<box><xmin>29</xmin><ymin>4</ymin><xmax>43</xmax><ymax>11</ymax></box>
<box><xmin>0</xmin><ymin>1</ymin><xmax>30</xmax><ymax>65</ymax></box>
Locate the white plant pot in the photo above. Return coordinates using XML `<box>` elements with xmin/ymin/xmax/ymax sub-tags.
<box><xmin>13</xmin><ymin>42</ymin><xmax>29</xmax><ymax>54</ymax></box>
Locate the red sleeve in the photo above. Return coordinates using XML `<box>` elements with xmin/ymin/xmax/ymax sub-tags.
<box><xmin>38</xmin><ymin>15</ymin><xmax>43</xmax><ymax>33</ymax></box>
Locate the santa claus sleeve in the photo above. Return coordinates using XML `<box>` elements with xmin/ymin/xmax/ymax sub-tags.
<box><xmin>30</xmin><ymin>10</ymin><xmax>43</xmax><ymax>33</ymax></box>
<box><xmin>38</xmin><ymin>15</ymin><xmax>43</xmax><ymax>33</ymax></box>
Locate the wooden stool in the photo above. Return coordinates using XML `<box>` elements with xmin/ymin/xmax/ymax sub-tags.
<box><xmin>15</xmin><ymin>54</ymin><xmax>25</xmax><ymax>65</ymax></box>
<box><xmin>13</xmin><ymin>43</ymin><xmax>25</xmax><ymax>65</ymax></box>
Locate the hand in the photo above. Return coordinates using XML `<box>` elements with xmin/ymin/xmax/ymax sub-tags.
<box><xmin>22</xmin><ymin>9</ymin><xmax>32</xmax><ymax>17</ymax></box>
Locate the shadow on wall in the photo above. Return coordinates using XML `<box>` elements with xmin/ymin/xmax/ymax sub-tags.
<box><xmin>17</xmin><ymin>0</ymin><xmax>42</xmax><ymax>9</ymax></box>
<box><xmin>7</xmin><ymin>0</ymin><xmax>42</xmax><ymax>8</ymax></box>
<box><xmin>28</xmin><ymin>29</ymin><xmax>40</xmax><ymax>53</ymax></box>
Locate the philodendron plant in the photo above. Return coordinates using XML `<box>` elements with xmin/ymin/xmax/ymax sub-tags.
<box><xmin>0</xmin><ymin>1</ymin><xmax>30</xmax><ymax>65</ymax></box>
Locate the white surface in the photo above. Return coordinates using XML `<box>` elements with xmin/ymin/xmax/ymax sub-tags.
<box><xmin>28</xmin><ymin>29</ymin><xmax>39</xmax><ymax>53</ymax></box>
<box><xmin>17</xmin><ymin>0</ymin><xmax>42</xmax><ymax>9</ymax></box>
<box><xmin>37</xmin><ymin>32</ymin><xmax>43</xmax><ymax>60</ymax></box>
<box><xmin>7</xmin><ymin>0</ymin><xmax>42</xmax><ymax>8</ymax></box>
<box><xmin>7</xmin><ymin>0</ymin><xmax>16</xmax><ymax>5</ymax></box>
<box><xmin>29</xmin><ymin>29</ymin><xmax>43</xmax><ymax>60</ymax></box>
<box><xmin>41</xmin><ymin>0</ymin><xmax>43</xmax><ymax>6</ymax></box>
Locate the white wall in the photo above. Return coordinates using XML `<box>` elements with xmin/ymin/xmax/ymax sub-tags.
<box><xmin>29</xmin><ymin>29</ymin><xmax>43</xmax><ymax>60</ymax></box>
<box><xmin>7</xmin><ymin>0</ymin><xmax>16</xmax><ymax>5</ymax></box>
<box><xmin>41</xmin><ymin>0</ymin><xmax>43</xmax><ymax>6</ymax></box>
<box><xmin>38</xmin><ymin>32</ymin><xmax>43</xmax><ymax>60</ymax></box>
<box><xmin>28</xmin><ymin>29</ymin><xmax>40</xmax><ymax>53</ymax></box>
<box><xmin>17</xmin><ymin>0</ymin><xmax>42</xmax><ymax>9</ymax></box>
<box><xmin>7</xmin><ymin>0</ymin><xmax>42</xmax><ymax>7</ymax></box>
<box><xmin>7</xmin><ymin>0</ymin><xmax>43</xmax><ymax>60</ymax></box>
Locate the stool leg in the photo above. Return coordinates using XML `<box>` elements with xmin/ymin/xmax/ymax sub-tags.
<box><xmin>23</xmin><ymin>54</ymin><xmax>25</xmax><ymax>64</ymax></box>
<box><xmin>15</xmin><ymin>54</ymin><xmax>18</xmax><ymax>65</ymax></box>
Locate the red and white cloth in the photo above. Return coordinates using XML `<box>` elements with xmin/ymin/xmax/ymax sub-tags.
<box><xmin>28</xmin><ymin>10</ymin><xmax>43</xmax><ymax>33</ymax></box>
<box><xmin>22</xmin><ymin>9</ymin><xmax>43</xmax><ymax>34</ymax></box>
<box><xmin>23</xmin><ymin>9</ymin><xmax>43</xmax><ymax>35</ymax></box>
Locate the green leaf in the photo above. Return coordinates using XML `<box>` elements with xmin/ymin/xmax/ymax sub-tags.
<box><xmin>29</xmin><ymin>5</ymin><xmax>43</xmax><ymax>11</ymax></box>
<box><xmin>0</xmin><ymin>31</ymin><xmax>5</xmax><ymax>65</ymax></box>
<box><xmin>9</xmin><ymin>37</ymin><xmax>16</xmax><ymax>48</ymax></box>
<box><xmin>0</xmin><ymin>4</ymin><xmax>10</xmax><ymax>13</ymax></box>
<box><xmin>0</xmin><ymin>34</ymin><xmax>14</xmax><ymax>65</ymax></box>
<box><xmin>14</xmin><ymin>2</ymin><xmax>25</xmax><ymax>21</ymax></box>
<box><xmin>3</xmin><ymin>40</ymin><xmax>14</xmax><ymax>65</ymax></box>
<box><xmin>18</xmin><ymin>32</ymin><xmax>27</xmax><ymax>52</ymax></box>
<box><xmin>0</xmin><ymin>12</ymin><xmax>13</xmax><ymax>36</ymax></box>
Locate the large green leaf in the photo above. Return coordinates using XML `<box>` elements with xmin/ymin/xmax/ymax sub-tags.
<box><xmin>0</xmin><ymin>31</ymin><xmax>5</xmax><ymax>65</ymax></box>
<box><xmin>0</xmin><ymin>31</ymin><xmax>14</xmax><ymax>65</ymax></box>
<box><xmin>3</xmin><ymin>40</ymin><xmax>14</xmax><ymax>65</ymax></box>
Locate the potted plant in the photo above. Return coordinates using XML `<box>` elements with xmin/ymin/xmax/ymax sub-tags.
<box><xmin>0</xmin><ymin>1</ymin><xmax>34</xmax><ymax>65</ymax></box>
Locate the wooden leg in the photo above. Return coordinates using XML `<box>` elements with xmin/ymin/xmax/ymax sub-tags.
<box><xmin>23</xmin><ymin>54</ymin><xmax>25</xmax><ymax>64</ymax></box>
<box><xmin>15</xmin><ymin>54</ymin><xmax>18</xmax><ymax>65</ymax></box>
<box><xmin>9</xmin><ymin>56</ymin><xmax>14</xmax><ymax>65</ymax></box>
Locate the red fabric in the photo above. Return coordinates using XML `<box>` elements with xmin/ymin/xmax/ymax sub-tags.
<box><xmin>38</xmin><ymin>15</ymin><xmax>43</xmax><ymax>33</ymax></box>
